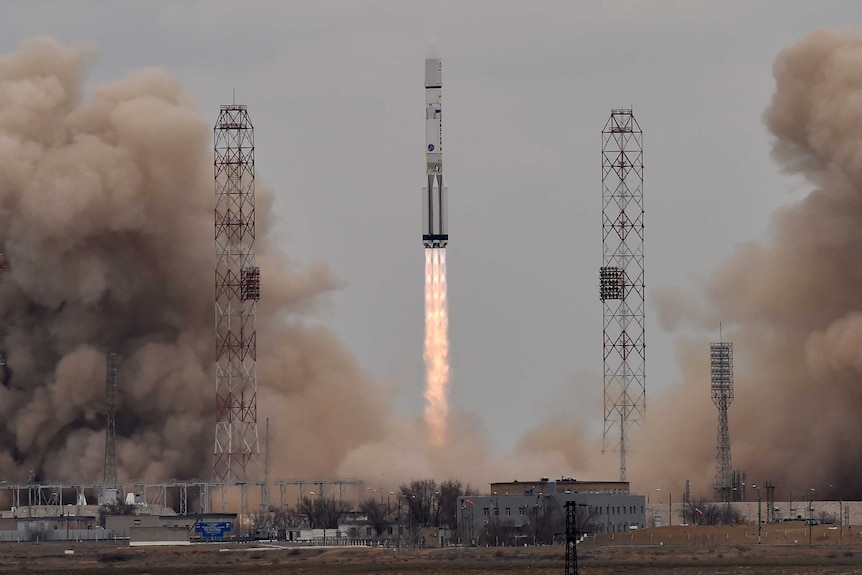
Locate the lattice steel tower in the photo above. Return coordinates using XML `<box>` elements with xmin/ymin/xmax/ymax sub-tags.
<box><xmin>710</xmin><ymin>342</ymin><xmax>733</xmax><ymax>502</ymax></box>
<box><xmin>213</xmin><ymin>105</ymin><xmax>261</xmax><ymax>482</ymax></box>
<box><xmin>104</xmin><ymin>352</ymin><xmax>118</xmax><ymax>486</ymax></box>
<box><xmin>600</xmin><ymin>109</ymin><xmax>645</xmax><ymax>482</ymax></box>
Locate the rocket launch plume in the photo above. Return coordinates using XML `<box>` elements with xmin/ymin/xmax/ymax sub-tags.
<box><xmin>0</xmin><ymin>37</ymin><xmax>390</xmax><ymax>483</ymax></box>
<box><xmin>0</xmin><ymin>36</ymin><xmax>588</xmax><ymax>492</ymax></box>
<box><xmin>630</xmin><ymin>28</ymin><xmax>862</xmax><ymax>497</ymax></box>
<box><xmin>424</xmin><ymin>248</ymin><xmax>450</xmax><ymax>446</ymax></box>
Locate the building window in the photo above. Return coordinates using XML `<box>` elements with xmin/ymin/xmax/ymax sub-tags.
<box><xmin>494</xmin><ymin>507</ymin><xmax>499</xmax><ymax>516</ymax></box>
<box><xmin>484</xmin><ymin>508</ymin><xmax>489</xmax><ymax>517</ymax></box>
<box><xmin>519</xmin><ymin>507</ymin><xmax>524</xmax><ymax>515</ymax></box>
<box><xmin>505</xmin><ymin>508</ymin><xmax>511</xmax><ymax>516</ymax></box>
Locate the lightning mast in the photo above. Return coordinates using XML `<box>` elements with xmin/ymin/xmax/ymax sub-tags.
<box><xmin>711</xmin><ymin>341</ymin><xmax>733</xmax><ymax>502</ymax></box>
<box><xmin>600</xmin><ymin>109</ymin><xmax>645</xmax><ymax>482</ymax></box>
<box><xmin>213</xmin><ymin>105</ymin><xmax>261</xmax><ymax>482</ymax></box>
<box><xmin>104</xmin><ymin>352</ymin><xmax>118</xmax><ymax>486</ymax></box>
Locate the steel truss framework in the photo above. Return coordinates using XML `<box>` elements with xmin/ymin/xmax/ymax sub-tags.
<box><xmin>104</xmin><ymin>352</ymin><xmax>118</xmax><ymax>486</ymax></box>
<box><xmin>214</xmin><ymin>105</ymin><xmax>261</xmax><ymax>482</ymax></box>
<box><xmin>600</xmin><ymin>109</ymin><xmax>645</xmax><ymax>482</ymax></box>
<box><xmin>711</xmin><ymin>342</ymin><xmax>733</xmax><ymax>501</ymax></box>
<box><xmin>0</xmin><ymin>479</ymin><xmax>364</xmax><ymax>517</ymax></box>
<box><xmin>564</xmin><ymin>501</ymin><xmax>583</xmax><ymax>575</ymax></box>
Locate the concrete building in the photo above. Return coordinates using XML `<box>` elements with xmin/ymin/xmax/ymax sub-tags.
<box><xmin>490</xmin><ymin>477</ymin><xmax>630</xmax><ymax>496</ymax></box>
<box><xmin>0</xmin><ymin>515</ymin><xmax>106</xmax><ymax>542</ymax></box>
<box><xmin>105</xmin><ymin>513</ymin><xmax>237</xmax><ymax>539</ymax></box>
<box><xmin>458</xmin><ymin>478</ymin><xmax>645</xmax><ymax>545</ymax></box>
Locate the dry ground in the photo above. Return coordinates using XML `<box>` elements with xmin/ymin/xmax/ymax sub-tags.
<box><xmin>5</xmin><ymin>523</ymin><xmax>862</xmax><ymax>574</ymax></box>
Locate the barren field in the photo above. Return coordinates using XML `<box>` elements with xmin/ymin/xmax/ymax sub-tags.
<box><xmin>6</xmin><ymin>523</ymin><xmax>862</xmax><ymax>574</ymax></box>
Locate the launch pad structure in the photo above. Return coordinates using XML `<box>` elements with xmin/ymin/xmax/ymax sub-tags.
<box><xmin>711</xmin><ymin>341</ymin><xmax>734</xmax><ymax>502</ymax></box>
<box><xmin>600</xmin><ymin>109</ymin><xmax>645</xmax><ymax>482</ymax></box>
<box><xmin>103</xmin><ymin>352</ymin><xmax>118</xmax><ymax>487</ymax></box>
<box><xmin>213</xmin><ymin>104</ymin><xmax>261</xmax><ymax>483</ymax></box>
<box><xmin>0</xmin><ymin>478</ymin><xmax>364</xmax><ymax>518</ymax></box>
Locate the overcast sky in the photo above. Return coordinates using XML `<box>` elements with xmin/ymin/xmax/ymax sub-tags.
<box><xmin>1</xmin><ymin>1</ymin><xmax>857</xmax><ymax>455</ymax></box>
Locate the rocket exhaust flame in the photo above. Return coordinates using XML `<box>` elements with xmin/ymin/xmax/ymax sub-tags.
<box><xmin>424</xmin><ymin>248</ymin><xmax>449</xmax><ymax>446</ymax></box>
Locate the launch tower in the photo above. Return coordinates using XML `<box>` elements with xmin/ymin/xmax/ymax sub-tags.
<box><xmin>213</xmin><ymin>105</ymin><xmax>261</xmax><ymax>482</ymax></box>
<box><xmin>104</xmin><ymin>352</ymin><xmax>118</xmax><ymax>486</ymax></box>
<box><xmin>711</xmin><ymin>341</ymin><xmax>733</xmax><ymax>502</ymax></box>
<box><xmin>600</xmin><ymin>109</ymin><xmax>645</xmax><ymax>482</ymax></box>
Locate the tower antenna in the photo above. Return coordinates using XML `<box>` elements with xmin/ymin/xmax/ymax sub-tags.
<box><xmin>600</xmin><ymin>108</ymin><xmax>645</xmax><ymax>482</ymax></box>
<box><xmin>213</xmin><ymin>104</ymin><xmax>261</xmax><ymax>481</ymax></box>
<box><xmin>711</xmin><ymin>341</ymin><xmax>734</xmax><ymax>501</ymax></box>
<box><xmin>104</xmin><ymin>352</ymin><xmax>119</xmax><ymax>486</ymax></box>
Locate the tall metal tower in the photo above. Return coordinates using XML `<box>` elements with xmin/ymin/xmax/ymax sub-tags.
<box><xmin>600</xmin><ymin>109</ymin><xmax>645</xmax><ymax>482</ymax></box>
<box><xmin>710</xmin><ymin>342</ymin><xmax>733</xmax><ymax>502</ymax></box>
<box><xmin>104</xmin><ymin>352</ymin><xmax>118</xmax><ymax>486</ymax></box>
<box><xmin>213</xmin><ymin>104</ymin><xmax>261</xmax><ymax>482</ymax></box>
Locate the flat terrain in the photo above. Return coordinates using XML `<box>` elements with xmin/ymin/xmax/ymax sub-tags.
<box><xmin>6</xmin><ymin>523</ymin><xmax>862</xmax><ymax>574</ymax></box>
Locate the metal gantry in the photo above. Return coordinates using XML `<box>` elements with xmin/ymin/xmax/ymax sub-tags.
<box><xmin>104</xmin><ymin>352</ymin><xmax>119</xmax><ymax>486</ymax></box>
<box><xmin>710</xmin><ymin>342</ymin><xmax>733</xmax><ymax>501</ymax></box>
<box><xmin>600</xmin><ymin>109</ymin><xmax>645</xmax><ymax>482</ymax></box>
<box><xmin>0</xmin><ymin>478</ymin><xmax>363</xmax><ymax>519</ymax></box>
<box><xmin>213</xmin><ymin>105</ymin><xmax>261</xmax><ymax>482</ymax></box>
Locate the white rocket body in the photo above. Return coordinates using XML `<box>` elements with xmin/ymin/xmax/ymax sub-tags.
<box><xmin>423</xmin><ymin>57</ymin><xmax>448</xmax><ymax>249</ymax></box>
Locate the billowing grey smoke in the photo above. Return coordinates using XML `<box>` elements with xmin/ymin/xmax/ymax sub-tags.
<box><xmin>634</xmin><ymin>29</ymin><xmax>862</xmax><ymax>497</ymax></box>
<box><xmin>0</xmin><ymin>37</ymin><xmax>390</xmax><ymax>483</ymax></box>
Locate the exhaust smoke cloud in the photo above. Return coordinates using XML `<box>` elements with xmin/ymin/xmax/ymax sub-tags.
<box><xmin>0</xmin><ymin>37</ymin><xmax>391</xmax><ymax>483</ymax></box>
<box><xmin>14</xmin><ymin>29</ymin><xmax>855</xmax><ymax>496</ymax></box>
<box><xmin>0</xmin><ymin>36</ymin><xmax>576</xmax><ymax>491</ymax></box>
<box><xmin>633</xmin><ymin>28</ymin><xmax>862</xmax><ymax>497</ymax></box>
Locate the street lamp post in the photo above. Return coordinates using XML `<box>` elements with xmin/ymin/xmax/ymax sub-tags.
<box><xmin>752</xmin><ymin>484</ymin><xmax>762</xmax><ymax>544</ymax></box>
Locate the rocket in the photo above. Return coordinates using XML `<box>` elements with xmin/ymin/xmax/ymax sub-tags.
<box><xmin>423</xmin><ymin>56</ymin><xmax>448</xmax><ymax>248</ymax></box>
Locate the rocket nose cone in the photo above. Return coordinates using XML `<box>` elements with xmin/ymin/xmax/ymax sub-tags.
<box><xmin>425</xmin><ymin>42</ymin><xmax>442</xmax><ymax>88</ymax></box>
<box><xmin>426</xmin><ymin>40</ymin><xmax>440</xmax><ymax>59</ymax></box>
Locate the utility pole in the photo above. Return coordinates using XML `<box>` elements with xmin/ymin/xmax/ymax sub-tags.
<box><xmin>752</xmin><ymin>484</ymin><xmax>762</xmax><ymax>544</ymax></box>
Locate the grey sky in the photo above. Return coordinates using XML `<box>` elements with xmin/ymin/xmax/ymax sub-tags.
<box><xmin>0</xmin><ymin>1</ymin><xmax>855</xmax><ymax>459</ymax></box>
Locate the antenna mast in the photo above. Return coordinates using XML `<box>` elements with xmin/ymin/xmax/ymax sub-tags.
<box><xmin>213</xmin><ymin>104</ymin><xmax>261</xmax><ymax>481</ymax></box>
<box><xmin>600</xmin><ymin>109</ymin><xmax>645</xmax><ymax>481</ymax></box>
